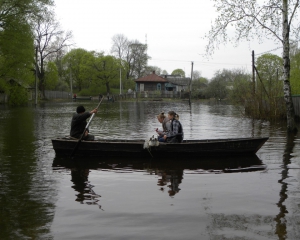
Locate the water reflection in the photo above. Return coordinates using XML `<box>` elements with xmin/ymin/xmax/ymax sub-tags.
<box><xmin>70</xmin><ymin>168</ymin><xmax>103</xmax><ymax>210</ymax></box>
<box><xmin>0</xmin><ymin>107</ymin><xmax>56</xmax><ymax>239</ymax></box>
<box><xmin>53</xmin><ymin>155</ymin><xmax>266</xmax><ymax>203</ymax></box>
<box><xmin>2</xmin><ymin>101</ymin><xmax>299</xmax><ymax>239</ymax></box>
<box><xmin>157</xmin><ymin>169</ymin><xmax>183</xmax><ymax>196</ymax></box>
<box><xmin>275</xmin><ymin>132</ymin><xmax>296</xmax><ymax>239</ymax></box>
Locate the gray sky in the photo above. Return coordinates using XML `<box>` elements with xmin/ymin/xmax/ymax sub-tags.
<box><xmin>53</xmin><ymin>0</ymin><xmax>282</xmax><ymax>79</ymax></box>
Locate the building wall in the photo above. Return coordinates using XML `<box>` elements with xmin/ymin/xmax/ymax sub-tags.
<box><xmin>136</xmin><ymin>82</ymin><xmax>169</xmax><ymax>92</ymax></box>
<box><xmin>144</xmin><ymin>83</ymin><xmax>160</xmax><ymax>91</ymax></box>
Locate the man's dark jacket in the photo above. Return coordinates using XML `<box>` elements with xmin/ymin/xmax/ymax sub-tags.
<box><xmin>70</xmin><ymin>112</ymin><xmax>91</xmax><ymax>138</ymax></box>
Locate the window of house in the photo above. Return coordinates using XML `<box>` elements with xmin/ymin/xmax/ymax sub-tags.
<box><xmin>157</xmin><ymin>83</ymin><xmax>161</xmax><ymax>90</ymax></box>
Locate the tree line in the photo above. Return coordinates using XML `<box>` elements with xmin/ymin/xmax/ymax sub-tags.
<box><xmin>204</xmin><ymin>0</ymin><xmax>300</xmax><ymax>132</ymax></box>
<box><xmin>1</xmin><ymin>0</ymin><xmax>300</xmax><ymax>130</ymax></box>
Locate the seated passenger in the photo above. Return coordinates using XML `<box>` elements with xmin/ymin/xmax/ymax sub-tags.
<box><xmin>156</xmin><ymin>112</ymin><xmax>171</xmax><ymax>142</ymax></box>
<box><xmin>163</xmin><ymin>111</ymin><xmax>184</xmax><ymax>143</ymax></box>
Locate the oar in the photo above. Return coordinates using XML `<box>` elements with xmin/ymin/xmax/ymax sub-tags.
<box><xmin>70</xmin><ymin>96</ymin><xmax>104</xmax><ymax>159</ymax></box>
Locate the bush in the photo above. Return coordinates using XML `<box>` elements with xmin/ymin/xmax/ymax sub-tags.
<box><xmin>8</xmin><ymin>85</ymin><xmax>28</xmax><ymax>106</ymax></box>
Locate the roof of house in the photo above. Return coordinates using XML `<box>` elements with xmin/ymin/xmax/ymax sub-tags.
<box><xmin>135</xmin><ymin>71</ymin><xmax>168</xmax><ymax>83</ymax></box>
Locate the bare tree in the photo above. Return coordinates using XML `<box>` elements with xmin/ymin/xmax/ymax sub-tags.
<box><xmin>111</xmin><ymin>34</ymin><xmax>150</xmax><ymax>81</ymax></box>
<box><xmin>205</xmin><ymin>0</ymin><xmax>299</xmax><ymax>132</ymax></box>
<box><xmin>111</xmin><ymin>34</ymin><xmax>129</xmax><ymax>60</ymax></box>
<box><xmin>192</xmin><ymin>70</ymin><xmax>202</xmax><ymax>80</ymax></box>
<box><xmin>35</xmin><ymin>13</ymin><xmax>72</xmax><ymax>98</ymax></box>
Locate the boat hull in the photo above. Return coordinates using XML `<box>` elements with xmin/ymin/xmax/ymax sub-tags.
<box><xmin>51</xmin><ymin>137</ymin><xmax>269</xmax><ymax>158</ymax></box>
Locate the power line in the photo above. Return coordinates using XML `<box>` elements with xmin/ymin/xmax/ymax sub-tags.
<box><xmin>256</xmin><ymin>46</ymin><xmax>282</xmax><ymax>56</ymax></box>
<box><xmin>149</xmin><ymin>58</ymin><xmax>249</xmax><ymax>66</ymax></box>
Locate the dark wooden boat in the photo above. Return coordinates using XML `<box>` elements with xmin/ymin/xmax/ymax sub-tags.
<box><xmin>51</xmin><ymin>137</ymin><xmax>269</xmax><ymax>158</ymax></box>
<box><xmin>72</xmin><ymin>96</ymin><xmax>92</xmax><ymax>101</ymax></box>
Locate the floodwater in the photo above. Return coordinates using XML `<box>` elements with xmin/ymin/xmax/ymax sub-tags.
<box><xmin>0</xmin><ymin>100</ymin><xmax>300</xmax><ymax>240</ymax></box>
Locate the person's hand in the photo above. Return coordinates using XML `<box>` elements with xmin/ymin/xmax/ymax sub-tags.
<box><xmin>163</xmin><ymin>135</ymin><xmax>167</xmax><ymax>140</ymax></box>
<box><xmin>90</xmin><ymin>108</ymin><xmax>98</xmax><ymax>114</ymax></box>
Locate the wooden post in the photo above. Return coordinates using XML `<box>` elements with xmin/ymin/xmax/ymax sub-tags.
<box><xmin>189</xmin><ymin>61</ymin><xmax>193</xmax><ymax>105</ymax></box>
<box><xmin>35</xmin><ymin>45</ymin><xmax>38</xmax><ymax>105</ymax></box>
<box><xmin>252</xmin><ymin>50</ymin><xmax>255</xmax><ymax>95</ymax></box>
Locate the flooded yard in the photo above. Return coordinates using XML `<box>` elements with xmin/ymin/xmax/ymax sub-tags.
<box><xmin>0</xmin><ymin>101</ymin><xmax>299</xmax><ymax>239</ymax></box>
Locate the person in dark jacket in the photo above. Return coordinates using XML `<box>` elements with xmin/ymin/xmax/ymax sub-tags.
<box><xmin>70</xmin><ymin>105</ymin><xmax>97</xmax><ymax>140</ymax></box>
<box><xmin>163</xmin><ymin>111</ymin><xmax>184</xmax><ymax>143</ymax></box>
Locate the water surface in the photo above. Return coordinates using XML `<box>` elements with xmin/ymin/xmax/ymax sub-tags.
<box><xmin>0</xmin><ymin>101</ymin><xmax>299</xmax><ymax>239</ymax></box>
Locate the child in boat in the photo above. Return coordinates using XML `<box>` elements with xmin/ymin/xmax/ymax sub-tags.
<box><xmin>156</xmin><ymin>112</ymin><xmax>171</xmax><ymax>142</ymax></box>
<box><xmin>163</xmin><ymin>111</ymin><xmax>184</xmax><ymax>143</ymax></box>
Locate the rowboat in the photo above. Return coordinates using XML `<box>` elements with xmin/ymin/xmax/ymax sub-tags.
<box><xmin>51</xmin><ymin>137</ymin><xmax>269</xmax><ymax>158</ymax></box>
<box><xmin>72</xmin><ymin>96</ymin><xmax>92</xmax><ymax>101</ymax></box>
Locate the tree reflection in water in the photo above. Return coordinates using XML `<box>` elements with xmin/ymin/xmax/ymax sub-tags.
<box><xmin>274</xmin><ymin>133</ymin><xmax>295</xmax><ymax>239</ymax></box>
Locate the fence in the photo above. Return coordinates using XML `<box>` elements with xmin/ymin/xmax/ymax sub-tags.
<box><xmin>44</xmin><ymin>90</ymin><xmax>71</xmax><ymax>99</ymax></box>
<box><xmin>136</xmin><ymin>90</ymin><xmax>185</xmax><ymax>99</ymax></box>
<box><xmin>112</xmin><ymin>91</ymin><xmax>185</xmax><ymax>101</ymax></box>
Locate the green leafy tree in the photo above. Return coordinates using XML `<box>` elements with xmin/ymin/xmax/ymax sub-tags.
<box><xmin>227</xmin><ymin>69</ymin><xmax>252</xmax><ymax>106</ymax></box>
<box><xmin>206</xmin><ymin>71</ymin><xmax>228</xmax><ymax>100</ymax></box>
<box><xmin>0</xmin><ymin>0</ymin><xmax>54</xmax><ymax>104</ymax></box>
<box><xmin>256</xmin><ymin>53</ymin><xmax>283</xmax><ymax>96</ymax></box>
<box><xmin>192</xmin><ymin>76</ymin><xmax>209</xmax><ymax>99</ymax></box>
<box><xmin>254</xmin><ymin>54</ymin><xmax>285</xmax><ymax>119</ymax></box>
<box><xmin>93</xmin><ymin>55</ymin><xmax>120</xmax><ymax>94</ymax></box>
<box><xmin>290</xmin><ymin>45</ymin><xmax>300</xmax><ymax>95</ymax></box>
<box><xmin>8</xmin><ymin>84</ymin><xmax>28</xmax><ymax>106</ymax></box>
<box><xmin>44</xmin><ymin>61</ymin><xmax>58</xmax><ymax>90</ymax></box>
<box><xmin>62</xmin><ymin>48</ymin><xmax>94</xmax><ymax>92</ymax></box>
<box><xmin>47</xmin><ymin>48</ymin><xmax>67</xmax><ymax>85</ymax></box>
<box><xmin>228</xmin><ymin>76</ymin><xmax>252</xmax><ymax>104</ymax></box>
<box><xmin>205</xmin><ymin>0</ymin><xmax>299</xmax><ymax>132</ymax></box>
<box><xmin>171</xmin><ymin>69</ymin><xmax>185</xmax><ymax>77</ymax></box>
<box><xmin>0</xmin><ymin>18</ymin><xmax>33</xmax><ymax>81</ymax></box>
<box><xmin>207</xmin><ymin>69</ymin><xmax>250</xmax><ymax>101</ymax></box>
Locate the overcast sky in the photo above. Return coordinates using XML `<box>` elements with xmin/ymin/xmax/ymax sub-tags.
<box><xmin>53</xmin><ymin>0</ymin><xmax>282</xmax><ymax>79</ymax></box>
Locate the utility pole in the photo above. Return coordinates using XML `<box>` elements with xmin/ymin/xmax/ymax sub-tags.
<box><xmin>35</xmin><ymin>45</ymin><xmax>38</xmax><ymax>105</ymax></box>
<box><xmin>252</xmin><ymin>50</ymin><xmax>255</xmax><ymax>95</ymax></box>
<box><xmin>120</xmin><ymin>67</ymin><xmax>122</xmax><ymax>95</ymax></box>
<box><xmin>70</xmin><ymin>67</ymin><xmax>73</xmax><ymax>97</ymax></box>
<box><xmin>189</xmin><ymin>61</ymin><xmax>193</xmax><ymax>105</ymax></box>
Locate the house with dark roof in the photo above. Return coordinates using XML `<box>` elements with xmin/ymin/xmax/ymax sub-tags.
<box><xmin>134</xmin><ymin>71</ymin><xmax>168</xmax><ymax>92</ymax></box>
<box><xmin>134</xmin><ymin>71</ymin><xmax>191</xmax><ymax>97</ymax></box>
